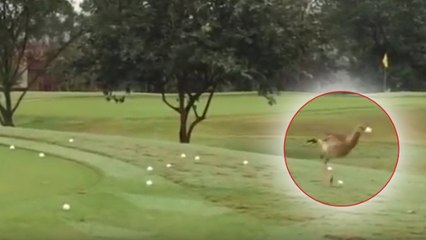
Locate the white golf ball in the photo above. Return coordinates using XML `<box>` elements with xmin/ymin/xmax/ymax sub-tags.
<box><xmin>9</xmin><ymin>145</ymin><xmax>15</xmax><ymax>150</ymax></box>
<box><xmin>365</xmin><ymin>127</ymin><xmax>373</xmax><ymax>133</ymax></box>
<box><xmin>166</xmin><ymin>163</ymin><xmax>172</xmax><ymax>168</ymax></box>
<box><xmin>39</xmin><ymin>152</ymin><xmax>45</xmax><ymax>158</ymax></box>
<box><xmin>146</xmin><ymin>180</ymin><xmax>153</xmax><ymax>186</ymax></box>
<box><xmin>243</xmin><ymin>160</ymin><xmax>249</xmax><ymax>165</ymax></box>
<box><xmin>147</xmin><ymin>166</ymin><xmax>153</xmax><ymax>171</ymax></box>
<box><xmin>327</xmin><ymin>166</ymin><xmax>333</xmax><ymax>171</ymax></box>
<box><xmin>338</xmin><ymin>180</ymin><xmax>344</xmax><ymax>185</ymax></box>
<box><xmin>62</xmin><ymin>203</ymin><xmax>71</xmax><ymax>210</ymax></box>
<box><xmin>180</xmin><ymin>153</ymin><xmax>186</xmax><ymax>158</ymax></box>
<box><xmin>68</xmin><ymin>138</ymin><xmax>74</xmax><ymax>143</ymax></box>
<box><xmin>194</xmin><ymin>155</ymin><xmax>200</xmax><ymax>161</ymax></box>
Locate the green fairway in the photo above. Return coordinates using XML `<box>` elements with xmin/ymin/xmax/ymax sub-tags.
<box><xmin>0</xmin><ymin>92</ymin><xmax>425</xmax><ymax>239</ymax></box>
<box><xmin>13</xmin><ymin>91</ymin><xmax>426</xmax><ymax>154</ymax></box>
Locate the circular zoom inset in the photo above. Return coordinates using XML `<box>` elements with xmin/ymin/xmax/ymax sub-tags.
<box><xmin>283</xmin><ymin>91</ymin><xmax>400</xmax><ymax>207</ymax></box>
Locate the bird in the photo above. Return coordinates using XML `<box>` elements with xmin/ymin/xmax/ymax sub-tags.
<box><xmin>104</xmin><ymin>90</ymin><xmax>112</xmax><ymax>102</ymax></box>
<box><xmin>307</xmin><ymin>124</ymin><xmax>372</xmax><ymax>185</ymax></box>
<box><xmin>118</xmin><ymin>96</ymin><xmax>125</xmax><ymax>103</ymax></box>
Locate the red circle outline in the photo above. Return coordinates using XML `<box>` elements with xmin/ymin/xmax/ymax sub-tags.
<box><xmin>283</xmin><ymin>90</ymin><xmax>400</xmax><ymax>207</ymax></box>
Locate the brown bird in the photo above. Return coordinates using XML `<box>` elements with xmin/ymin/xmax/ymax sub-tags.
<box><xmin>307</xmin><ymin>124</ymin><xmax>372</xmax><ymax>184</ymax></box>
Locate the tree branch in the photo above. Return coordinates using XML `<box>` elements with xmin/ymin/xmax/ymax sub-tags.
<box><xmin>10</xmin><ymin>6</ymin><xmax>30</xmax><ymax>87</ymax></box>
<box><xmin>187</xmin><ymin>91</ymin><xmax>202</xmax><ymax>118</ymax></box>
<box><xmin>12</xmin><ymin>30</ymin><xmax>85</xmax><ymax>114</ymax></box>
<box><xmin>200</xmin><ymin>84</ymin><xmax>216</xmax><ymax>119</ymax></box>
<box><xmin>161</xmin><ymin>91</ymin><xmax>180</xmax><ymax>113</ymax></box>
<box><xmin>0</xmin><ymin>104</ymin><xmax>6</xmax><ymax>125</ymax></box>
<box><xmin>1</xmin><ymin>1</ymin><xmax>11</xmax><ymax>84</ymax></box>
<box><xmin>185</xmin><ymin>91</ymin><xmax>197</xmax><ymax>108</ymax></box>
<box><xmin>160</xmin><ymin>77</ymin><xmax>179</xmax><ymax>113</ymax></box>
<box><xmin>191</xmin><ymin>98</ymin><xmax>201</xmax><ymax>119</ymax></box>
<box><xmin>187</xmin><ymin>84</ymin><xmax>216</xmax><ymax>137</ymax></box>
<box><xmin>184</xmin><ymin>80</ymin><xmax>212</xmax><ymax>112</ymax></box>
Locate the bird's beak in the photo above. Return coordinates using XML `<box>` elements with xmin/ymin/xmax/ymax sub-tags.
<box><xmin>364</xmin><ymin>126</ymin><xmax>373</xmax><ymax>133</ymax></box>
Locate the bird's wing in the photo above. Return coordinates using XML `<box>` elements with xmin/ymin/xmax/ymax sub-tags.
<box><xmin>323</xmin><ymin>133</ymin><xmax>347</xmax><ymax>143</ymax></box>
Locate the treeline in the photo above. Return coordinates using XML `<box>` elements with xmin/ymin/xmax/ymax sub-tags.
<box><xmin>49</xmin><ymin>0</ymin><xmax>426</xmax><ymax>93</ymax></box>
<box><xmin>3</xmin><ymin>0</ymin><xmax>426</xmax><ymax>94</ymax></box>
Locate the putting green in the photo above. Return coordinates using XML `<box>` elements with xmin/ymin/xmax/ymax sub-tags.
<box><xmin>0</xmin><ymin>145</ymin><xmax>101</xmax><ymax>197</ymax></box>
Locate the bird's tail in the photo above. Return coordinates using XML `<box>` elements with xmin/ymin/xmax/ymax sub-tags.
<box><xmin>307</xmin><ymin>138</ymin><xmax>318</xmax><ymax>144</ymax></box>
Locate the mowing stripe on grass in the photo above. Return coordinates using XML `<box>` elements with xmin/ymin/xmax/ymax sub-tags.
<box><xmin>120</xmin><ymin>193</ymin><xmax>232</xmax><ymax>216</ymax></box>
<box><xmin>69</xmin><ymin>222</ymin><xmax>154</xmax><ymax>239</ymax></box>
<box><xmin>0</xmin><ymin>137</ymin><xmax>144</xmax><ymax>179</ymax></box>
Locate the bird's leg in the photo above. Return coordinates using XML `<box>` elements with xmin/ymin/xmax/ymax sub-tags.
<box><xmin>324</xmin><ymin>158</ymin><xmax>333</xmax><ymax>186</ymax></box>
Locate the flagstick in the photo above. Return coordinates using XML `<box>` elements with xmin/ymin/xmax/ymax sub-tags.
<box><xmin>383</xmin><ymin>68</ymin><xmax>387</xmax><ymax>92</ymax></box>
<box><xmin>382</xmin><ymin>53</ymin><xmax>389</xmax><ymax>92</ymax></box>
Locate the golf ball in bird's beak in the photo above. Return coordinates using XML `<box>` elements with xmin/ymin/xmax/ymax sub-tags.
<box><xmin>364</xmin><ymin>127</ymin><xmax>373</xmax><ymax>133</ymax></box>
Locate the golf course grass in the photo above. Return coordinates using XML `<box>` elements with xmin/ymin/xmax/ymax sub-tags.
<box><xmin>0</xmin><ymin>91</ymin><xmax>425</xmax><ymax>239</ymax></box>
<box><xmin>0</xmin><ymin>145</ymin><xmax>100</xmax><ymax>197</ymax></box>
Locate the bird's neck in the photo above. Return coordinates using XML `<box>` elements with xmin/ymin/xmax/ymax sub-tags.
<box><xmin>347</xmin><ymin>131</ymin><xmax>362</xmax><ymax>148</ymax></box>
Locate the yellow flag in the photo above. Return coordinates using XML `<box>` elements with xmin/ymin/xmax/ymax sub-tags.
<box><xmin>382</xmin><ymin>53</ymin><xmax>389</xmax><ymax>69</ymax></box>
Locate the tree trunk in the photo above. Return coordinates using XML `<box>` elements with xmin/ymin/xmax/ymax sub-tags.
<box><xmin>2</xmin><ymin>110</ymin><xmax>14</xmax><ymax>126</ymax></box>
<box><xmin>179</xmin><ymin>110</ymin><xmax>190</xmax><ymax>143</ymax></box>
<box><xmin>173</xmin><ymin>79</ymin><xmax>216</xmax><ymax>144</ymax></box>
<box><xmin>177</xmin><ymin>78</ymin><xmax>191</xmax><ymax>143</ymax></box>
<box><xmin>1</xmin><ymin>89</ymin><xmax>15</xmax><ymax>126</ymax></box>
